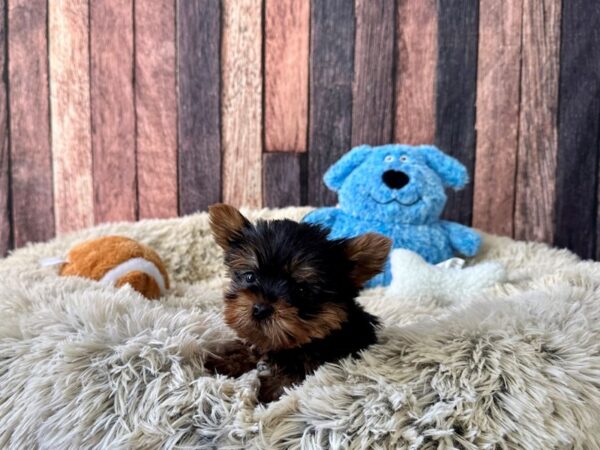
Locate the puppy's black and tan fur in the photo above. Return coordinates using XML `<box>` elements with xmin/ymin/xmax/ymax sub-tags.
<box><xmin>206</xmin><ymin>204</ymin><xmax>391</xmax><ymax>402</ymax></box>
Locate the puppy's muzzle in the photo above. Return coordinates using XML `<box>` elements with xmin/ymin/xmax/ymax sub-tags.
<box><xmin>382</xmin><ymin>170</ymin><xmax>410</xmax><ymax>190</ymax></box>
<box><xmin>252</xmin><ymin>303</ymin><xmax>273</xmax><ymax>320</ymax></box>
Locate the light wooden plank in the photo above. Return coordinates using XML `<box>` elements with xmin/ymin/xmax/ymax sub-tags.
<box><xmin>265</xmin><ymin>0</ymin><xmax>309</xmax><ymax>152</ymax></box>
<box><xmin>221</xmin><ymin>0</ymin><xmax>263</xmax><ymax>208</ymax></box>
<box><xmin>352</xmin><ymin>0</ymin><xmax>394</xmax><ymax>146</ymax></box>
<box><xmin>308</xmin><ymin>0</ymin><xmax>354</xmax><ymax>206</ymax></box>
<box><xmin>514</xmin><ymin>0</ymin><xmax>561</xmax><ymax>243</ymax></box>
<box><xmin>435</xmin><ymin>0</ymin><xmax>479</xmax><ymax>225</ymax></box>
<box><xmin>394</xmin><ymin>0</ymin><xmax>437</xmax><ymax>145</ymax></box>
<box><xmin>49</xmin><ymin>0</ymin><xmax>94</xmax><ymax>234</ymax></box>
<box><xmin>472</xmin><ymin>0</ymin><xmax>522</xmax><ymax>237</ymax></box>
<box><xmin>136</xmin><ymin>0</ymin><xmax>178</xmax><ymax>218</ymax></box>
<box><xmin>555</xmin><ymin>0</ymin><xmax>600</xmax><ymax>258</ymax></box>
<box><xmin>177</xmin><ymin>0</ymin><xmax>220</xmax><ymax>214</ymax></box>
<box><xmin>263</xmin><ymin>153</ymin><xmax>302</xmax><ymax>207</ymax></box>
<box><xmin>8</xmin><ymin>0</ymin><xmax>55</xmax><ymax>246</ymax></box>
<box><xmin>91</xmin><ymin>0</ymin><xmax>136</xmax><ymax>223</ymax></box>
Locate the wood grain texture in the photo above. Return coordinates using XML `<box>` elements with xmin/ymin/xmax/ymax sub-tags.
<box><xmin>308</xmin><ymin>0</ymin><xmax>354</xmax><ymax>206</ymax></box>
<box><xmin>472</xmin><ymin>0</ymin><xmax>522</xmax><ymax>237</ymax></box>
<box><xmin>0</xmin><ymin>131</ymin><xmax>7</xmax><ymax>257</ymax></box>
<box><xmin>394</xmin><ymin>0</ymin><xmax>437</xmax><ymax>145</ymax></box>
<box><xmin>222</xmin><ymin>0</ymin><xmax>262</xmax><ymax>208</ymax></box>
<box><xmin>435</xmin><ymin>0</ymin><xmax>479</xmax><ymax>225</ymax></box>
<box><xmin>136</xmin><ymin>0</ymin><xmax>177</xmax><ymax>218</ymax></box>
<box><xmin>91</xmin><ymin>0</ymin><xmax>136</xmax><ymax>223</ymax></box>
<box><xmin>0</xmin><ymin>0</ymin><xmax>8</xmax><ymax>256</ymax></box>
<box><xmin>49</xmin><ymin>0</ymin><xmax>94</xmax><ymax>234</ymax></box>
<box><xmin>514</xmin><ymin>0</ymin><xmax>560</xmax><ymax>243</ymax></box>
<box><xmin>555</xmin><ymin>0</ymin><xmax>600</xmax><ymax>258</ymax></box>
<box><xmin>177</xmin><ymin>0</ymin><xmax>221</xmax><ymax>214</ymax></box>
<box><xmin>8</xmin><ymin>0</ymin><xmax>54</xmax><ymax>247</ymax></box>
<box><xmin>352</xmin><ymin>0</ymin><xmax>394</xmax><ymax>146</ymax></box>
<box><xmin>265</xmin><ymin>0</ymin><xmax>309</xmax><ymax>152</ymax></box>
<box><xmin>263</xmin><ymin>153</ymin><xmax>302</xmax><ymax>207</ymax></box>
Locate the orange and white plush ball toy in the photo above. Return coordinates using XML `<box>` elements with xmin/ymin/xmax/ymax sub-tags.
<box><xmin>52</xmin><ymin>236</ymin><xmax>170</xmax><ymax>300</ymax></box>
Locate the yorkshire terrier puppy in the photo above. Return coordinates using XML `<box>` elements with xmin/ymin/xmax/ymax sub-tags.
<box><xmin>205</xmin><ymin>204</ymin><xmax>391</xmax><ymax>403</ymax></box>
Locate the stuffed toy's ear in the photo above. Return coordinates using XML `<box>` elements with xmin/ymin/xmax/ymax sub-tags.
<box><xmin>324</xmin><ymin>145</ymin><xmax>372</xmax><ymax>192</ymax></box>
<box><xmin>208</xmin><ymin>203</ymin><xmax>252</xmax><ymax>250</ymax></box>
<box><xmin>420</xmin><ymin>146</ymin><xmax>468</xmax><ymax>189</ymax></box>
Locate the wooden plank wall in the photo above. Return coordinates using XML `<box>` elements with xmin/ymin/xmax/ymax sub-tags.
<box><xmin>177</xmin><ymin>0</ymin><xmax>220</xmax><ymax>214</ymax></box>
<box><xmin>0</xmin><ymin>0</ymin><xmax>7</xmax><ymax>256</ymax></box>
<box><xmin>221</xmin><ymin>0</ymin><xmax>263</xmax><ymax>208</ymax></box>
<box><xmin>473</xmin><ymin>0</ymin><xmax>522</xmax><ymax>238</ymax></box>
<box><xmin>49</xmin><ymin>0</ymin><xmax>95</xmax><ymax>235</ymax></box>
<box><xmin>90</xmin><ymin>0</ymin><xmax>137</xmax><ymax>224</ymax></box>
<box><xmin>2</xmin><ymin>0</ymin><xmax>600</xmax><ymax>263</ymax></box>
<box><xmin>8</xmin><ymin>0</ymin><xmax>54</xmax><ymax>248</ymax></box>
<box><xmin>136</xmin><ymin>0</ymin><xmax>178</xmax><ymax>219</ymax></box>
<box><xmin>555</xmin><ymin>0</ymin><xmax>600</xmax><ymax>260</ymax></box>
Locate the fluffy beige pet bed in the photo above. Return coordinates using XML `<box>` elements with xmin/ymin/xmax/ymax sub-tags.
<box><xmin>1</xmin><ymin>208</ymin><xmax>600</xmax><ymax>449</ymax></box>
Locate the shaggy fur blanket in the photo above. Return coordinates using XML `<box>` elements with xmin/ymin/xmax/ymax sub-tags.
<box><xmin>1</xmin><ymin>208</ymin><xmax>600</xmax><ymax>449</ymax></box>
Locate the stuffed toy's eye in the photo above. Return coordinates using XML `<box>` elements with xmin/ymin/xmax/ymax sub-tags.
<box><xmin>400</xmin><ymin>155</ymin><xmax>409</xmax><ymax>162</ymax></box>
<box><xmin>244</xmin><ymin>272</ymin><xmax>256</xmax><ymax>283</ymax></box>
<box><xmin>384</xmin><ymin>155</ymin><xmax>394</xmax><ymax>163</ymax></box>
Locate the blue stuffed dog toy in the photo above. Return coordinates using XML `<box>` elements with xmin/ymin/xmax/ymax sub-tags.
<box><xmin>303</xmin><ymin>144</ymin><xmax>481</xmax><ymax>286</ymax></box>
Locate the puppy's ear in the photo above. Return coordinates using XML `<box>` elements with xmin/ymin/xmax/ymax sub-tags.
<box><xmin>419</xmin><ymin>145</ymin><xmax>468</xmax><ymax>189</ymax></box>
<box><xmin>324</xmin><ymin>145</ymin><xmax>372</xmax><ymax>191</ymax></box>
<box><xmin>208</xmin><ymin>204</ymin><xmax>252</xmax><ymax>250</ymax></box>
<box><xmin>345</xmin><ymin>233</ymin><xmax>392</xmax><ymax>287</ymax></box>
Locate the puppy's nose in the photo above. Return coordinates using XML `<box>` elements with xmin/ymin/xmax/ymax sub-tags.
<box><xmin>382</xmin><ymin>170</ymin><xmax>410</xmax><ymax>190</ymax></box>
<box><xmin>252</xmin><ymin>303</ymin><xmax>273</xmax><ymax>320</ymax></box>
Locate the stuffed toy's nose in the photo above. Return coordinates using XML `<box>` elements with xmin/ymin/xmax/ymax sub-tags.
<box><xmin>382</xmin><ymin>170</ymin><xmax>410</xmax><ymax>190</ymax></box>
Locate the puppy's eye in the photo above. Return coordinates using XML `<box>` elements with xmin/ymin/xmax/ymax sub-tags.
<box><xmin>400</xmin><ymin>155</ymin><xmax>408</xmax><ymax>162</ymax></box>
<box><xmin>243</xmin><ymin>272</ymin><xmax>256</xmax><ymax>283</ymax></box>
<box><xmin>295</xmin><ymin>284</ymin><xmax>309</xmax><ymax>297</ymax></box>
<box><xmin>384</xmin><ymin>155</ymin><xmax>394</xmax><ymax>163</ymax></box>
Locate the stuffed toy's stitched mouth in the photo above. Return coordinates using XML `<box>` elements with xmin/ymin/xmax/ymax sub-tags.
<box><xmin>370</xmin><ymin>194</ymin><xmax>421</xmax><ymax>207</ymax></box>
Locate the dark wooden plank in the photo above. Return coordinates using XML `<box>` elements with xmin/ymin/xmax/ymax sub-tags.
<box><xmin>555</xmin><ymin>0</ymin><xmax>600</xmax><ymax>259</ymax></box>
<box><xmin>0</xmin><ymin>0</ymin><xmax>8</xmax><ymax>256</ymax></box>
<box><xmin>308</xmin><ymin>0</ymin><xmax>354</xmax><ymax>206</ymax></box>
<box><xmin>435</xmin><ymin>0</ymin><xmax>479</xmax><ymax>225</ymax></box>
<box><xmin>472</xmin><ymin>0</ymin><xmax>522</xmax><ymax>237</ymax></box>
<box><xmin>352</xmin><ymin>0</ymin><xmax>394</xmax><ymax>146</ymax></box>
<box><xmin>221</xmin><ymin>0</ymin><xmax>262</xmax><ymax>208</ymax></box>
<box><xmin>90</xmin><ymin>0</ymin><xmax>136</xmax><ymax>224</ymax></box>
<box><xmin>514</xmin><ymin>0</ymin><xmax>560</xmax><ymax>243</ymax></box>
<box><xmin>8</xmin><ymin>0</ymin><xmax>55</xmax><ymax>246</ymax></box>
<box><xmin>49</xmin><ymin>0</ymin><xmax>94</xmax><ymax>234</ymax></box>
<box><xmin>265</xmin><ymin>0</ymin><xmax>309</xmax><ymax>152</ymax></box>
<box><xmin>136</xmin><ymin>0</ymin><xmax>177</xmax><ymax>218</ymax></box>
<box><xmin>394</xmin><ymin>0</ymin><xmax>437</xmax><ymax>145</ymax></box>
<box><xmin>178</xmin><ymin>0</ymin><xmax>221</xmax><ymax>214</ymax></box>
<box><xmin>262</xmin><ymin>153</ymin><xmax>302</xmax><ymax>207</ymax></box>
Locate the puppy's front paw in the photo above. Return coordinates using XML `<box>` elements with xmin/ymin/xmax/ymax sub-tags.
<box><xmin>204</xmin><ymin>340</ymin><xmax>260</xmax><ymax>378</ymax></box>
<box><xmin>257</xmin><ymin>377</ymin><xmax>285</xmax><ymax>404</ymax></box>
